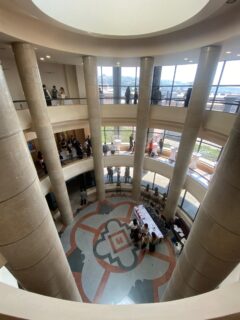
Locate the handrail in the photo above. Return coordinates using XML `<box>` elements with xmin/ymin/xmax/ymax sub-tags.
<box><xmin>0</xmin><ymin>281</ymin><xmax>239</xmax><ymax>319</ymax></box>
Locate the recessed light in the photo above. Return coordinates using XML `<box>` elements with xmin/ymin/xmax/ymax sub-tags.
<box><xmin>116</xmin><ymin>61</ymin><xmax>120</xmax><ymax>66</ymax></box>
<box><xmin>184</xmin><ymin>58</ymin><xmax>188</xmax><ymax>61</ymax></box>
<box><xmin>225</xmin><ymin>51</ymin><xmax>232</xmax><ymax>54</ymax></box>
<box><xmin>40</xmin><ymin>57</ymin><xmax>45</xmax><ymax>61</ymax></box>
<box><xmin>237</xmin><ymin>54</ymin><xmax>240</xmax><ymax>57</ymax></box>
<box><xmin>189</xmin><ymin>60</ymin><xmax>193</xmax><ymax>63</ymax></box>
<box><xmin>46</xmin><ymin>55</ymin><xmax>51</xmax><ymax>59</ymax></box>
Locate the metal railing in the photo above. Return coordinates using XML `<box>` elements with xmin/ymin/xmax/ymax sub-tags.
<box><xmin>13</xmin><ymin>96</ymin><xmax>240</xmax><ymax>114</ymax></box>
<box><xmin>13</xmin><ymin>97</ymin><xmax>87</xmax><ymax>109</ymax></box>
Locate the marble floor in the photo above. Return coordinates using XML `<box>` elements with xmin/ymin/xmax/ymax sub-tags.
<box><xmin>61</xmin><ymin>196</ymin><xmax>176</xmax><ymax>304</ymax></box>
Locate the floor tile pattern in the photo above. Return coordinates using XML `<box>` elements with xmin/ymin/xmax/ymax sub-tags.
<box><xmin>61</xmin><ymin>197</ymin><xmax>176</xmax><ymax>304</ymax></box>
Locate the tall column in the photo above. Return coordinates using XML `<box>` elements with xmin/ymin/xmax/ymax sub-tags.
<box><xmin>132</xmin><ymin>57</ymin><xmax>154</xmax><ymax>201</ymax></box>
<box><xmin>163</xmin><ymin>111</ymin><xmax>240</xmax><ymax>301</ymax></box>
<box><xmin>83</xmin><ymin>56</ymin><xmax>105</xmax><ymax>200</ymax></box>
<box><xmin>12</xmin><ymin>43</ymin><xmax>73</xmax><ymax>225</ymax></box>
<box><xmin>164</xmin><ymin>46</ymin><xmax>221</xmax><ymax>220</ymax></box>
<box><xmin>113</xmin><ymin>66</ymin><xmax>121</xmax><ymax>104</ymax></box>
<box><xmin>0</xmin><ymin>62</ymin><xmax>80</xmax><ymax>301</ymax></box>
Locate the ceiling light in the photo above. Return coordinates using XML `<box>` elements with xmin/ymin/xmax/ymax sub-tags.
<box><xmin>184</xmin><ymin>58</ymin><xmax>188</xmax><ymax>61</ymax></box>
<box><xmin>46</xmin><ymin>55</ymin><xmax>51</xmax><ymax>59</ymax></box>
<box><xmin>189</xmin><ymin>60</ymin><xmax>193</xmax><ymax>63</ymax></box>
<box><xmin>225</xmin><ymin>51</ymin><xmax>231</xmax><ymax>54</ymax></box>
<box><xmin>116</xmin><ymin>61</ymin><xmax>120</xmax><ymax>66</ymax></box>
<box><xmin>40</xmin><ymin>57</ymin><xmax>45</xmax><ymax>61</ymax></box>
<box><xmin>237</xmin><ymin>54</ymin><xmax>240</xmax><ymax>57</ymax></box>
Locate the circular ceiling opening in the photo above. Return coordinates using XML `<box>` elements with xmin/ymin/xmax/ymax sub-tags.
<box><xmin>32</xmin><ymin>0</ymin><xmax>210</xmax><ymax>38</ymax></box>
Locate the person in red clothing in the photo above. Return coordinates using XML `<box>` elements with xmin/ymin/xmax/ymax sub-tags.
<box><xmin>148</xmin><ymin>139</ymin><xmax>153</xmax><ymax>156</ymax></box>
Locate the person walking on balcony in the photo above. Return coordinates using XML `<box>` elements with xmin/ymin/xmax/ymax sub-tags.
<box><xmin>125</xmin><ymin>86</ymin><xmax>131</xmax><ymax>104</ymax></box>
<box><xmin>134</xmin><ymin>88</ymin><xmax>138</xmax><ymax>104</ymax></box>
<box><xmin>42</xmin><ymin>84</ymin><xmax>52</xmax><ymax>106</ymax></box>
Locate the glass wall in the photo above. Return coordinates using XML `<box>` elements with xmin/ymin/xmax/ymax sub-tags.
<box><xmin>156</xmin><ymin>63</ymin><xmax>197</xmax><ymax>106</ymax></box>
<box><xmin>101</xmin><ymin>126</ymin><xmax>136</xmax><ymax>144</ymax></box>
<box><xmin>179</xmin><ymin>190</ymin><xmax>200</xmax><ymax>220</ymax></box>
<box><xmin>209</xmin><ymin>60</ymin><xmax>240</xmax><ymax>113</ymax></box>
<box><xmin>194</xmin><ymin>138</ymin><xmax>222</xmax><ymax>165</ymax></box>
<box><xmin>98</xmin><ymin>66</ymin><xmax>140</xmax><ymax>104</ymax></box>
<box><xmin>104</xmin><ymin>166</ymin><xmax>134</xmax><ymax>184</ymax></box>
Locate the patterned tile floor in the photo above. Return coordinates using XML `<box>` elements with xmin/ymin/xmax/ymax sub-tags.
<box><xmin>61</xmin><ymin>196</ymin><xmax>176</xmax><ymax>304</ymax></box>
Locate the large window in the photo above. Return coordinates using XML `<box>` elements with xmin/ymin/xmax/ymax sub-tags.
<box><xmin>101</xmin><ymin>126</ymin><xmax>135</xmax><ymax>144</ymax></box>
<box><xmin>210</xmin><ymin>60</ymin><xmax>240</xmax><ymax>113</ymax></box>
<box><xmin>194</xmin><ymin>139</ymin><xmax>222</xmax><ymax>165</ymax></box>
<box><xmin>98</xmin><ymin>66</ymin><xmax>140</xmax><ymax>104</ymax></box>
<box><xmin>141</xmin><ymin>171</ymin><xmax>170</xmax><ymax>195</ymax></box>
<box><xmin>163</xmin><ymin>130</ymin><xmax>181</xmax><ymax>149</ymax></box>
<box><xmin>157</xmin><ymin>63</ymin><xmax>197</xmax><ymax>107</ymax></box>
<box><xmin>104</xmin><ymin>166</ymin><xmax>134</xmax><ymax>184</ymax></box>
<box><xmin>179</xmin><ymin>190</ymin><xmax>200</xmax><ymax>220</ymax></box>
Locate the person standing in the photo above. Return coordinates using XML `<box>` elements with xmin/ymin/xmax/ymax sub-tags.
<box><xmin>51</xmin><ymin>85</ymin><xmax>58</xmax><ymax>100</ymax></box>
<box><xmin>42</xmin><ymin>84</ymin><xmax>52</xmax><ymax>106</ymax></box>
<box><xmin>125</xmin><ymin>86</ymin><xmax>131</xmax><ymax>104</ymax></box>
<box><xmin>59</xmin><ymin>87</ymin><xmax>66</xmax><ymax>105</ymax></box>
<box><xmin>133</xmin><ymin>88</ymin><xmax>138</xmax><ymax>104</ymax></box>
<box><xmin>103</xmin><ymin>142</ymin><xmax>109</xmax><ymax>156</ymax></box>
<box><xmin>129</xmin><ymin>134</ymin><xmax>134</xmax><ymax>151</ymax></box>
<box><xmin>159</xmin><ymin>138</ymin><xmax>164</xmax><ymax>154</ymax></box>
<box><xmin>110</xmin><ymin>142</ymin><xmax>116</xmax><ymax>155</ymax></box>
<box><xmin>148</xmin><ymin>139</ymin><xmax>153</xmax><ymax>156</ymax></box>
<box><xmin>124</xmin><ymin>166</ymin><xmax>130</xmax><ymax>183</ymax></box>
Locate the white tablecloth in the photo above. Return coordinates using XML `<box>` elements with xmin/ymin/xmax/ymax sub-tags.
<box><xmin>134</xmin><ymin>205</ymin><xmax>163</xmax><ymax>238</ymax></box>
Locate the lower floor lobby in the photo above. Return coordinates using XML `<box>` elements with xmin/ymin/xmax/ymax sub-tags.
<box><xmin>61</xmin><ymin>194</ymin><xmax>176</xmax><ymax>304</ymax></box>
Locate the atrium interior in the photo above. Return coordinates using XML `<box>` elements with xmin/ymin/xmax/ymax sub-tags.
<box><xmin>0</xmin><ymin>0</ymin><xmax>240</xmax><ymax>319</ymax></box>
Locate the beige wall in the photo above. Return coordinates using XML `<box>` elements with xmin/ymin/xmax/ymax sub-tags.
<box><xmin>39</xmin><ymin>61</ymin><xmax>68</xmax><ymax>96</ymax></box>
<box><xmin>0</xmin><ymin>281</ymin><xmax>239</xmax><ymax>320</ymax></box>
<box><xmin>17</xmin><ymin>105</ymin><xmax>235</xmax><ymax>146</ymax></box>
<box><xmin>1</xmin><ymin>57</ymin><xmax>69</xmax><ymax>100</ymax></box>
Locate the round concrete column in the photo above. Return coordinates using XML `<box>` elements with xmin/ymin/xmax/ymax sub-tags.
<box><xmin>132</xmin><ymin>57</ymin><xmax>154</xmax><ymax>201</ymax></box>
<box><xmin>12</xmin><ymin>43</ymin><xmax>73</xmax><ymax>225</ymax></box>
<box><xmin>164</xmin><ymin>46</ymin><xmax>221</xmax><ymax>220</ymax></box>
<box><xmin>83</xmin><ymin>56</ymin><xmax>105</xmax><ymax>200</ymax></box>
<box><xmin>0</xmin><ymin>63</ymin><xmax>81</xmax><ymax>301</ymax></box>
<box><xmin>163</xmin><ymin>112</ymin><xmax>240</xmax><ymax>301</ymax></box>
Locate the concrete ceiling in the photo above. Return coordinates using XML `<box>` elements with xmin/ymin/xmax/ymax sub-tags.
<box><xmin>0</xmin><ymin>0</ymin><xmax>240</xmax><ymax>63</ymax></box>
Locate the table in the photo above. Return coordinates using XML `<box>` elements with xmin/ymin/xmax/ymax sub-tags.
<box><xmin>134</xmin><ymin>205</ymin><xmax>164</xmax><ymax>239</ymax></box>
<box><xmin>172</xmin><ymin>224</ymin><xmax>187</xmax><ymax>253</ymax></box>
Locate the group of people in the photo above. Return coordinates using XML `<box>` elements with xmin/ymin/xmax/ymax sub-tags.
<box><xmin>43</xmin><ymin>84</ymin><xmax>66</xmax><ymax>106</ymax></box>
<box><xmin>129</xmin><ymin>219</ymin><xmax>159</xmax><ymax>252</ymax></box>
<box><xmin>106</xmin><ymin>166</ymin><xmax>130</xmax><ymax>183</ymax></box>
<box><xmin>125</xmin><ymin>87</ymin><xmax>139</xmax><ymax>104</ymax></box>
<box><xmin>103</xmin><ymin>142</ymin><xmax>117</xmax><ymax>156</ymax></box>
<box><xmin>59</xmin><ymin>135</ymin><xmax>92</xmax><ymax>161</ymax></box>
<box><xmin>148</xmin><ymin>138</ymin><xmax>164</xmax><ymax>157</ymax></box>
